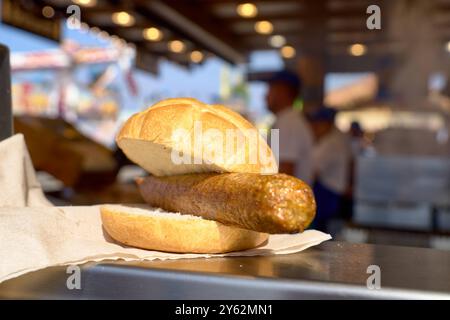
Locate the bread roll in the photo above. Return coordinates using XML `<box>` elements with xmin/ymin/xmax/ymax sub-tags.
<box><xmin>100</xmin><ymin>204</ymin><xmax>269</xmax><ymax>253</ymax></box>
<box><xmin>116</xmin><ymin>98</ymin><xmax>278</xmax><ymax>176</ymax></box>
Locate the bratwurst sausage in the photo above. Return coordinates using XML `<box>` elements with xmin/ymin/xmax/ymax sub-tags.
<box><xmin>136</xmin><ymin>173</ymin><xmax>316</xmax><ymax>234</ymax></box>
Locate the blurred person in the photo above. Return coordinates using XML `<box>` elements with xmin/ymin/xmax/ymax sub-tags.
<box><xmin>349</xmin><ymin>121</ymin><xmax>365</xmax><ymax>156</ymax></box>
<box><xmin>267</xmin><ymin>71</ymin><xmax>314</xmax><ymax>184</ymax></box>
<box><xmin>309</xmin><ymin>107</ymin><xmax>352</xmax><ymax>232</ymax></box>
<box><xmin>340</xmin><ymin>121</ymin><xmax>365</xmax><ymax>222</ymax></box>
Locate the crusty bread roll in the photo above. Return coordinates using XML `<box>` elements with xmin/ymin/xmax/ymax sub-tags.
<box><xmin>106</xmin><ymin>98</ymin><xmax>281</xmax><ymax>253</ymax></box>
<box><xmin>100</xmin><ymin>204</ymin><xmax>269</xmax><ymax>253</ymax></box>
<box><xmin>116</xmin><ymin>98</ymin><xmax>278</xmax><ymax>176</ymax></box>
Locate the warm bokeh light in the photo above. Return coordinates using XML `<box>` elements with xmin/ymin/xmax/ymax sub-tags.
<box><xmin>280</xmin><ymin>45</ymin><xmax>296</xmax><ymax>58</ymax></box>
<box><xmin>42</xmin><ymin>6</ymin><xmax>55</xmax><ymax>18</ymax></box>
<box><xmin>236</xmin><ymin>3</ymin><xmax>258</xmax><ymax>18</ymax></box>
<box><xmin>348</xmin><ymin>43</ymin><xmax>367</xmax><ymax>56</ymax></box>
<box><xmin>254</xmin><ymin>20</ymin><xmax>273</xmax><ymax>34</ymax></box>
<box><xmin>98</xmin><ymin>31</ymin><xmax>109</xmax><ymax>40</ymax></box>
<box><xmin>73</xmin><ymin>0</ymin><xmax>97</xmax><ymax>7</ymax></box>
<box><xmin>90</xmin><ymin>27</ymin><xmax>100</xmax><ymax>35</ymax></box>
<box><xmin>143</xmin><ymin>27</ymin><xmax>163</xmax><ymax>41</ymax></box>
<box><xmin>168</xmin><ymin>40</ymin><xmax>185</xmax><ymax>53</ymax></box>
<box><xmin>190</xmin><ymin>50</ymin><xmax>204</xmax><ymax>63</ymax></box>
<box><xmin>112</xmin><ymin>11</ymin><xmax>135</xmax><ymax>27</ymax></box>
<box><xmin>446</xmin><ymin>41</ymin><xmax>450</xmax><ymax>52</ymax></box>
<box><xmin>79</xmin><ymin>22</ymin><xmax>90</xmax><ymax>34</ymax></box>
<box><xmin>269</xmin><ymin>35</ymin><xmax>286</xmax><ymax>48</ymax></box>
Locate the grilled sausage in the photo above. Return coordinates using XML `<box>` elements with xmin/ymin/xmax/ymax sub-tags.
<box><xmin>136</xmin><ymin>173</ymin><xmax>316</xmax><ymax>234</ymax></box>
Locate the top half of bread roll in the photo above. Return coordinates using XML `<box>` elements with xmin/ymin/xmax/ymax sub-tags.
<box><xmin>116</xmin><ymin>98</ymin><xmax>278</xmax><ymax>176</ymax></box>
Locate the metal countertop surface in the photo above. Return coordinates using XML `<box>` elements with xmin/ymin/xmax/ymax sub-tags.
<box><xmin>1</xmin><ymin>241</ymin><xmax>450</xmax><ymax>299</ymax></box>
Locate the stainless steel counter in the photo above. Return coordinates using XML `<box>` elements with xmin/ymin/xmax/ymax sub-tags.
<box><xmin>1</xmin><ymin>241</ymin><xmax>450</xmax><ymax>299</ymax></box>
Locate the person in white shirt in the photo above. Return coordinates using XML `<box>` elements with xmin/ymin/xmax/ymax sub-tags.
<box><xmin>266</xmin><ymin>71</ymin><xmax>314</xmax><ymax>184</ymax></box>
<box><xmin>309</xmin><ymin>107</ymin><xmax>352</xmax><ymax>232</ymax></box>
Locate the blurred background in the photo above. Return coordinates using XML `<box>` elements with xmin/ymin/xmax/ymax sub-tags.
<box><xmin>0</xmin><ymin>0</ymin><xmax>449</xmax><ymax>249</ymax></box>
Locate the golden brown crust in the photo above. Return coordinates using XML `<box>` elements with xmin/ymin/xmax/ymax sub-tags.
<box><xmin>100</xmin><ymin>205</ymin><xmax>269</xmax><ymax>253</ymax></box>
<box><xmin>116</xmin><ymin>98</ymin><xmax>278</xmax><ymax>176</ymax></box>
<box><xmin>137</xmin><ymin>173</ymin><xmax>316</xmax><ymax>234</ymax></box>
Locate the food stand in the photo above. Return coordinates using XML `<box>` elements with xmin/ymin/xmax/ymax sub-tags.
<box><xmin>2</xmin><ymin>0</ymin><xmax>450</xmax><ymax>301</ymax></box>
<box><xmin>2</xmin><ymin>46</ymin><xmax>450</xmax><ymax>299</ymax></box>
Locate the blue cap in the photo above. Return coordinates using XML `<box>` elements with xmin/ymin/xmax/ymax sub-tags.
<box><xmin>267</xmin><ymin>70</ymin><xmax>301</xmax><ymax>89</ymax></box>
<box><xmin>350</xmin><ymin>121</ymin><xmax>362</xmax><ymax>131</ymax></box>
<box><xmin>309</xmin><ymin>106</ymin><xmax>337</xmax><ymax>122</ymax></box>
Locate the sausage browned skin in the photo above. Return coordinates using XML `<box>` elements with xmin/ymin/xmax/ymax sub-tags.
<box><xmin>136</xmin><ymin>173</ymin><xmax>316</xmax><ymax>234</ymax></box>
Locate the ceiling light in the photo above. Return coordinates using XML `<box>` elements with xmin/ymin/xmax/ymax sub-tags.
<box><xmin>190</xmin><ymin>50</ymin><xmax>204</xmax><ymax>63</ymax></box>
<box><xmin>110</xmin><ymin>35</ymin><xmax>120</xmax><ymax>43</ymax></box>
<box><xmin>280</xmin><ymin>45</ymin><xmax>296</xmax><ymax>58</ymax></box>
<box><xmin>269</xmin><ymin>35</ymin><xmax>286</xmax><ymax>48</ymax></box>
<box><xmin>168</xmin><ymin>40</ymin><xmax>185</xmax><ymax>53</ymax></box>
<box><xmin>348</xmin><ymin>43</ymin><xmax>367</xmax><ymax>56</ymax></box>
<box><xmin>255</xmin><ymin>20</ymin><xmax>273</xmax><ymax>34</ymax></box>
<box><xmin>118</xmin><ymin>39</ymin><xmax>127</xmax><ymax>47</ymax></box>
<box><xmin>90</xmin><ymin>27</ymin><xmax>100</xmax><ymax>35</ymax></box>
<box><xmin>42</xmin><ymin>6</ymin><xmax>55</xmax><ymax>18</ymax></box>
<box><xmin>98</xmin><ymin>31</ymin><xmax>109</xmax><ymax>40</ymax></box>
<box><xmin>143</xmin><ymin>27</ymin><xmax>163</xmax><ymax>41</ymax></box>
<box><xmin>73</xmin><ymin>0</ymin><xmax>97</xmax><ymax>7</ymax></box>
<box><xmin>236</xmin><ymin>3</ymin><xmax>257</xmax><ymax>18</ymax></box>
<box><xmin>112</xmin><ymin>11</ymin><xmax>135</xmax><ymax>27</ymax></box>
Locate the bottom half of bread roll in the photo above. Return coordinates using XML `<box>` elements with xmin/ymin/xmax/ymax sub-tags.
<box><xmin>100</xmin><ymin>204</ymin><xmax>268</xmax><ymax>253</ymax></box>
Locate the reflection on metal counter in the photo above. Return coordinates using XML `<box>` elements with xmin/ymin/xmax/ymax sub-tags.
<box><xmin>1</xmin><ymin>242</ymin><xmax>450</xmax><ymax>299</ymax></box>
